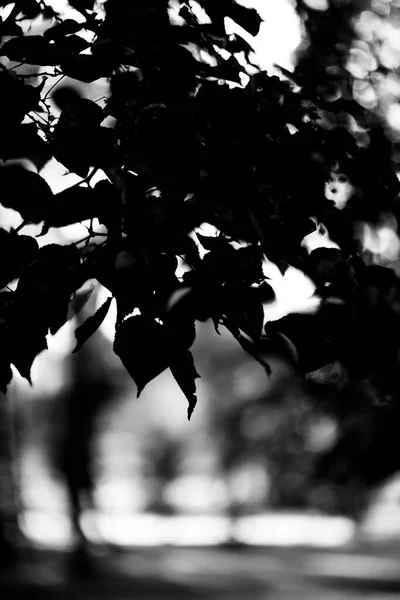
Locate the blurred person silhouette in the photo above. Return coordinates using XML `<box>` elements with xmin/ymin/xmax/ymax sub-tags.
<box><xmin>50</xmin><ymin>290</ymin><xmax>124</xmax><ymax>573</ymax></box>
<box><xmin>142</xmin><ymin>428</ymin><xmax>182</xmax><ymax>515</ymax></box>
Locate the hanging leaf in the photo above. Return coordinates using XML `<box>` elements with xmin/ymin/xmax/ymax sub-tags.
<box><xmin>9</xmin><ymin>293</ymin><xmax>49</xmax><ymax>383</ymax></box>
<box><xmin>169</xmin><ymin>350</ymin><xmax>200</xmax><ymax>420</ymax></box>
<box><xmin>11</xmin><ymin>326</ymin><xmax>48</xmax><ymax>382</ymax></box>
<box><xmin>0</xmin><ymin>166</ymin><xmax>53</xmax><ymax>223</ymax></box>
<box><xmin>0</xmin><ymin>291</ymin><xmax>48</xmax><ymax>383</ymax></box>
<box><xmin>60</xmin><ymin>54</ymin><xmax>113</xmax><ymax>83</ymax></box>
<box><xmin>68</xmin><ymin>0</ymin><xmax>96</xmax><ymax>10</ymax></box>
<box><xmin>93</xmin><ymin>179</ymin><xmax>119</xmax><ymax>228</ymax></box>
<box><xmin>0</xmin><ymin>228</ymin><xmax>39</xmax><ymax>289</ymax></box>
<box><xmin>0</xmin><ymin>72</ymin><xmax>44</xmax><ymax>125</ymax></box>
<box><xmin>0</xmin><ymin>359</ymin><xmax>12</xmax><ymax>394</ymax></box>
<box><xmin>51</xmin><ymin>139</ymin><xmax>90</xmax><ymax>178</ymax></box>
<box><xmin>73</xmin><ymin>295</ymin><xmax>112</xmax><ymax>352</ymax></box>
<box><xmin>0</xmin><ymin>35</ymin><xmax>61</xmax><ymax>65</ymax></box>
<box><xmin>53</xmin><ymin>34</ymin><xmax>91</xmax><ymax>55</ymax></box>
<box><xmin>56</xmin><ymin>98</ymin><xmax>104</xmax><ymax>130</ymax></box>
<box><xmin>17</xmin><ymin>243</ymin><xmax>83</xmax><ymax>337</ymax></box>
<box><xmin>46</xmin><ymin>185</ymin><xmax>97</xmax><ymax>228</ymax></box>
<box><xmin>0</xmin><ymin>19</ymin><xmax>23</xmax><ymax>37</ymax></box>
<box><xmin>51</xmin><ymin>101</ymin><xmax>114</xmax><ymax>176</ymax></box>
<box><xmin>2</xmin><ymin>123</ymin><xmax>53</xmax><ymax>171</ymax></box>
<box><xmin>213</xmin><ymin>55</ymin><xmax>243</xmax><ymax>84</ymax></box>
<box><xmin>228</xmin><ymin>3</ymin><xmax>262</xmax><ymax>37</ymax></box>
<box><xmin>196</xmin><ymin>233</ymin><xmax>230</xmax><ymax>252</ymax></box>
<box><xmin>113</xmin><ymin>315</ymin><xmax>169</xmax><ymax>395</ymax></box>
<box><xmin>163</xmin><ymin>287</ymin><xmax>197</xmax><ymax>350</ymax></box>
<box><xmin>224</xmin><ymin>316</ymin><xmax>271</xmax><ymax>375</ymax></box>
<box><xmin>265</xmin><ymin>309</ymin><xmax>348</xmax><ymax>374</ymax></box>
<box><xmin>223</xmin><ymin>285</ymin><xmax>265</xmax><ymax>340</ymax></box>
<box><xmin>67</xmin><ymin>285</ymin><xmax>95</xmax><ymax>319</ymax></box>
<box><xmin>44</xmin><ymin>18</ymin><xmax>85</xmax><ymax>40</ymax></box>
<box><xmin>16</xmin><ymin>0</ymin><xmax>42</xmax><ymax>19</ymax></box>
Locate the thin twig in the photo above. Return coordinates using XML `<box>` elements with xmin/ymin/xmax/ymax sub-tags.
<box><xmin>17</xmin><ymin>70</ymin><xmax>60</xmax><ymax>79</ymax></box>
<box><xmin>64</xmin><ymin>167</ymin><xmax>100</xmax><ymax>193</ymax></box>
<box><xmin>32</xmin><ymin>111</ymin><xmax>48</xmax><ymax>124</ymax></box>
<box><xmin>43</xmin><ymin>73</ymin><xmax>66</xmax><ymax>102</ymax></box>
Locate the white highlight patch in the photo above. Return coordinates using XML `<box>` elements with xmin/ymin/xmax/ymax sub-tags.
<box><xmin>302</xmin><ymin>219</ymin><xmax>340</xmax><ymax>253</ymax></box>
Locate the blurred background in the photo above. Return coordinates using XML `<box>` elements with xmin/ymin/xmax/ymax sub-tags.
<box><xmin>2</xmin><ymin>0</ymin><xmax>400</xmax><ymax>599</ymax></box>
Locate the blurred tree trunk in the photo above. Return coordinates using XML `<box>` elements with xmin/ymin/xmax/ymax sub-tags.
<box><xmin>0</xmin><ymin>390</ymin><xmax>20</xmax><ymax>568</ymax></box>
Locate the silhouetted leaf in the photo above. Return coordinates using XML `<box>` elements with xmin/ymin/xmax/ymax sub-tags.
<box><xmin>61</xmin><ymin>54</ymin><xmax>112</xmax><ymax>82</ymax></box>
<box><xmin>12</xmin><ymin>326</ymin><xmax>48</xmax><ymax>382</ymax></box>
<box><xmin>266</xmin><ymin>308</ymin><xmax>351</xmax><ymax>374</ymax></box>
<box><xmin>0</xmin><ymin>228</ymin><xmax>39</xmax><ymax>288</ymax></box>
<box><xmin>196</xmin><ymin>233</ymin><xmax>229</xmax><ymax>251</ymax></box>
<box><xmin>46</xmin><ymin>185</ymin><xmax>97</xmax><ymax>228</ymax></box>
<box><xmin>17</xmin><ymin>243</ymin><xmax>83</xmax><ymax>337</ymax></box>
<box><xmin>53</xmin><ymin>34</ymin><xmax>90</xmax><ymax>55</ymax></box>
<box><xmin>44</xmin><ymin>18</ymin><xmax>84</xmax><ymax>40</ymax></box>
<box><xmin>56</xmin><ymin>98</ymin><xmax>103</xmax><ymax>129</ymax></box>
<box><xmin>113</xmin><ymin>315</ymin><xmax>169</xmax><ymax>395</ymax></box>
<box><xmin>67</xmin><ymin>285</ymin><xmax>95</xmax><ymax>319</ymax></box>
<box><xmin>0</xmin><ymin>360</ymin><xmax>12</xmax><ymax>394</ymax></box>
<box><xmin>2</xmin><ymin>123</ymin><xmax>52</xmax><ymax>171</ymax></box>
<box><xmin>228</xmin><ymin>2</ymin><xmax>262</xmax><ymax>36</ymax></box>
<box><xmin>225</xmin><ymin>316</ymin><xmax>271</xmax><ymax>375</ymax></box>
<box><xmin>9</xmin><ymin>291</ymin><xmax>48</xmax><ymax>382</ymax></box>
<box><xmin>0</xmin><ymin>35</ymin><xmax>60</xmax><ymax>65</ymax></box>
<box><xmin>164</xmin><ymin>291</ymin><xmax>197</xmax><ymax>349</ymax></box>
<box><xmin>214</xmin><ymin>55</ymin><xmax>243</xmax><ymax>83</ymax></box>
<box><xmin>0</xmin><ymin>166</ymin><xmax>53</xmax><ymax>223</ymax></box>
<box><xmin>169</xmin><ymin>350</ymin><xmax>200</xmax><ymax>420</ymax></box>
<box><xmin>93</xmin><ymin>179</ymin><xmax>119</xmax><ymax>228</ymax></box>
<box><xmin>22</xmin><ymin>244</ymin><xmax>82</xmax><ymax>291</ymax></box>
<box><xmin>68</xmin><ymin>0</ymin><xmax>96</xmax><ymax>10</ymax></box>
<box><xmin>73</xmin><ymin>295</ymin><xmax>112</xmax><ymax>352</ymax></box>
<box><xmin>17</xmin><ymin>0</ymin><xmax>41</xmax><ymax>19</ymax></box>
<box><xmin>0</xmin><ymin>73</ymin><xmax>43</xmax><ymax>125</ymax></box>
<box><xmin>223</xmin><ymin>286</ymin><xmax>265</xmax><ymax>340</ymax></box>
<box><xmin>0</xmin><ymin>18</ymin><xmax>23</xmax><ymax>37</ymax></box>
<box><xmin>51</xmin><ymin>100</ymin><xmax>113</xmax><ymax>176</ymax></box>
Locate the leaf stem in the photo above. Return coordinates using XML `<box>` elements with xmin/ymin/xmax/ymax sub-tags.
<box><xmin>15</xmin><ymin>221</ymin><xmax>28</xmax><ymax>233</ymax></box>
<box><xmin>43</xmin><ymin>73</ymin><xmax>66</xmax><ymax>101</ymax></box>
<box><xmin>8</xmin><ymin>62</ymin><xmax>24</xmax><ymax>71</ymax></box>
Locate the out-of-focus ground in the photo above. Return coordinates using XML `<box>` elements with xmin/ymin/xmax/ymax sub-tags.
<box><xmin>2</xmin><ymin>541</ymin><xmax>400</xmax><ymax>600</ymax></box>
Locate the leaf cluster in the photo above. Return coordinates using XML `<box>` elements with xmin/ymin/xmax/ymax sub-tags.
<box><xmin>0</xmin><ymin>0</ymin><xmax>399</xmax><ymax>421</ymax></box>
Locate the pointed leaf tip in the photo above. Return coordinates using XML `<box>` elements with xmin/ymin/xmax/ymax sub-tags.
<box><xmin>169</xmin><ymin>349</ymin><xmax>200</xmax><ymax>420</ymax></box>
<box><xmin>187</xmin><ymin>398</ymin><xmax>197</xmax><ymax>421</ymax></box>
<box><xmin>73</xmin><ymin>295</ymin><xmax>112</xmax><ymax>352</ymax></box>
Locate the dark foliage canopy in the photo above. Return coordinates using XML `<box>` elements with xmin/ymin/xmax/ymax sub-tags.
<box><xmin>0</xmin><ymin>0</ymin><xmax>400</xmax><ymax>425</ymax></box>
